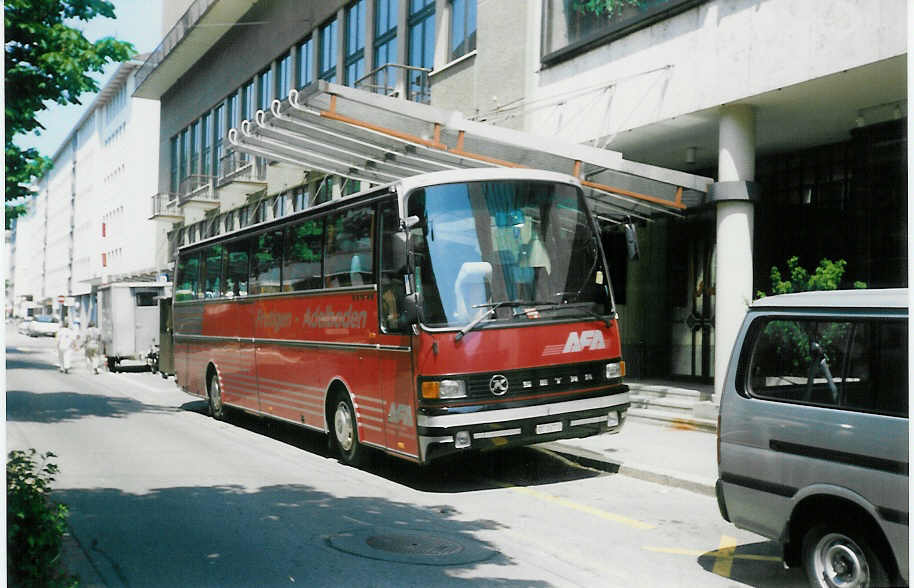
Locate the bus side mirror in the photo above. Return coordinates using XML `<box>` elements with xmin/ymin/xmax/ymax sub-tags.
<box><xmin>624</xmin><ymin>221</ymin><xmax>640</xmax><ymax>261</ymax></box>
<box><xmin>401</xmin><ymin>292</ymin><xmax>421</xmax><ymax>327</ymax></box>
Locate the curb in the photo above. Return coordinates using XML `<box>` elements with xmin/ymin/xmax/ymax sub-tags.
<box><xmin>538</xmin><ymin>441</ymin><xmax>717</xmax><ymax>497</ymax></box>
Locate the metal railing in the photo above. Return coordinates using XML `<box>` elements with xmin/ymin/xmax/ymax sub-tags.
<box><xmin>178</xmin><ymin>174</ymin><xmax>216</xmax><ymax>205</ymax></box>
<box><xmin>354</xmin><ymin>63</ymin><xmax>431</xmax><ymax>104</ymax></box>
<box><xmin>216</xmin><ymin>152</ymin><xmax>268</xmax><ymax>188</ymax></box>
<box><xmin>150</xmin><ymin>192</ymin><xmax>180</xmax><ymax>218</ymax></box>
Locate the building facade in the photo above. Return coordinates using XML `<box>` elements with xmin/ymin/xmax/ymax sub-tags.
<box><xmin>11</xmin><ymin>57</ymin><xmax>164</xmax><ymax>323</ymax></box>
<box><xmin>138</xmin><ymin>0</ymin><xmax>907</xmax><ymax>396</ymax></box>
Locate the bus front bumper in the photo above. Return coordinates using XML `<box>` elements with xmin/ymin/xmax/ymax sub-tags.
<box><xmin>416</xmin><ymin>392</ymin><xmax>629</xmax><ymax>463</ymax></box>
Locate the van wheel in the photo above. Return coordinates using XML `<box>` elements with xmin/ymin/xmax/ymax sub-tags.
<box><xmin>208</xmin><ymin>372</ymin><xmax>225</xmax><ymax>420</ymax></box>
<box><xmin>330</xmin><ymin>394</ymin><xmax>363</xmax><ymax>467</ymax></box>
<box><xmin>802</xmin><ymin>524</ymin><xmax>889</xmax><ymax>588</ymax></box>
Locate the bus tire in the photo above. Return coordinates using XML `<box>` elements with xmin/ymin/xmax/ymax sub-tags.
<box><xmin>330</xmin><ymin>393</ymin><xmax>363</xmax><ymax>467</ymax></box>
<box><xmin>208</xmin><ymin>371</ymin><xmax>225</xmax><ymax>421</ymax></box>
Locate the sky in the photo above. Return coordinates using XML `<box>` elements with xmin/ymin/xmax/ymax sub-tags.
<box><xmin>14</xmin><ymin>0</ymin><xmax>164</xmax><ymax>157</ymax></box>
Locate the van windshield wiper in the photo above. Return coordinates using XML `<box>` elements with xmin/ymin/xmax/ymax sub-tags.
<box><xmin>455</xmin><ymin>300</ymin><xmax>544</xmax><ymax>341</ymax></box>
<box><xmin>455</xmin><ymin>300</ymin><xmax>611</xmax><ymax>341</ymax></box>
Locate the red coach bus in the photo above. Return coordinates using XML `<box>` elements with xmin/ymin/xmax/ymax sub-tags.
<box><xmin>173</xmin><ymin>168</ymin><xmax>629</xmax><ymax>465</ymax></box>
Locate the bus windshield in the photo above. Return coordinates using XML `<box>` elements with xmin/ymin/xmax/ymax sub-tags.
<box><xmin>406</xmin><ymin>179</ymin><xmax>611</xmax><ymax>329</ymax></box>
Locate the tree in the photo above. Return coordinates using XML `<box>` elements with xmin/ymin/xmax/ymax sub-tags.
<box><xmin>5</xmin><ymin>0</ymin><xmax>135</xmax><ymax>226</ymax></box>
<box><xmin>573</xmin><ymin>0</ymin><xmax>642</xmax><ymax>18</ymax></box>
<box><xmin>756</xmin><ymin>256</ymin><xmax>867</xmax><ymax>299</ymax></box>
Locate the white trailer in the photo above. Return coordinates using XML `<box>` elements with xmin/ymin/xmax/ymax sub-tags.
<box><xmin>98</xmin><ymin>281</ymin><xmax>170</xmax><ymax>371</ymax></box>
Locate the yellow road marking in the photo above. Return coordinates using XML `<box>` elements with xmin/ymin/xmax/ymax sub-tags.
<box><xmin>494</xmin><ymin>481</ymin><xmax>655</xmax><ymax>530</ymax></box>
<box><xmin>643</xmin><ymin>545</ymin><xmax>781</xmax><ymax>562</ymax></box>
<box><xmin>711</xmin><ymin>535</ymin><xmax>740</xmax><ymax>577</ymax></box>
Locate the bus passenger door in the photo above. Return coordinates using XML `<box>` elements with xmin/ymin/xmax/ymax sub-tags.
<box><xmin>377</xmin><ymin>201</ymin><xmax>419</xmax><ymax>458</ymax></box>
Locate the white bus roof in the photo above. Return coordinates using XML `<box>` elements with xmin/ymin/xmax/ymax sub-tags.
<box><xmin>394</xmin><ymin>168</ymin><xmax>581</xmax><ymax>194</ymax></box>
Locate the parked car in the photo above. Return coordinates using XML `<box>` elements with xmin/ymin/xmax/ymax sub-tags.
<box><xmin>27</xmin><ymin>315</ymin><xmax>60</xmax><ymax>337</ymax></box>
<box><xmin>16</xmin><ymin>318</ymin><xmax>34</xmax><ymax>335</ymax></box>
<box><xmin>716</xmin><ymin>288</ymin><xmax>908</xmax><ymax>587</ymax></box>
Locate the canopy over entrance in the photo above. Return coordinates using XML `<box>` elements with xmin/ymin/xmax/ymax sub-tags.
<box><xmin>228</xmin><ymin>81</ymin><xmax>713</xmax><ymax>223</ymax></box>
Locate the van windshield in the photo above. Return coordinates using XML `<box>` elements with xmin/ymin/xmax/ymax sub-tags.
<box><xmin>406</xmin><ymin>179</ymin><xmax>611</xmax><ymax>328</ymax></box>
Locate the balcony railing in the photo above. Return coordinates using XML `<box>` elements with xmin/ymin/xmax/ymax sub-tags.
<box><xmin>355</xmin><ymin>63</ymin><xmax>431</xmax><ymax>104</ymax></box>
<box><xmin>150</xmin><ymin>192</ymin><xmax>181</xmax><ymax>219</ymax></box>
<box><xmin>178</xmin><ymin>174</ymin><xmax>217</xmax><ymax>205</ymax></box>
<box><xmin>216</xmin><ymin>152</ymin><xmax>268</xmax><ymax>188</ymax></box>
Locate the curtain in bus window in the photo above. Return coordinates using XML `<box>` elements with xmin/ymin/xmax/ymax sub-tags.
<box><xmin>325</xmin><ymin>206</ymin><xmax>375</xmax><ymax>288</ymax></box>
<box><xmin>283</xmin><ymin>218</ymin><xmax>323</xmax><ymax>291</ymax></box>
<box><xmin>223</xmin><ymin>238</ymin><xmax>250</xmax><ymax>297</ymax></box>
<box><xmin>252</xmin><ymin>231</ymin><xmax>283</xmax><ymax>294</ymax></box>
<box><xmin>203</xmin><ymin>245</ymin><xmax>224</xmax><ymax>298</ymax></box>
<box><xmin>176</xmin><ymin>254</ymin><xmax>200</xmax><ymax>301</ymax></box>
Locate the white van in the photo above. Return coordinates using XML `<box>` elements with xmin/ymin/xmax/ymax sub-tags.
<box><xmin>716</xmin><ymin>288</ymin><xmax>908</xmax><ymax>587</ymax></box>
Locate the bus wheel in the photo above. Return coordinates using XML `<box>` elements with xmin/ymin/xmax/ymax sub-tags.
<box><xmin>208</xmin><ymin>372</ymin><xmax>225</xmax><ymax>421</ymax></box>
<box><xmin>331</xmin><ymin>394</ymin><xmax>363</xmax><ymax>467</ymax></box>
<box><xmin>802</xmin><ymin>524</ymin><xmax>889</xmax><ymax>588</ymax></box>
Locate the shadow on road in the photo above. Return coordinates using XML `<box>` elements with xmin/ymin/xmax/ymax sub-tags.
<box><xmin>697</xmin><ymin>540</ymin><xmax>807</xmax><ymax>587</ymax></box>
<box><xmin>55</xmin><ymin>483</ymin><xmax>546</xmax><ymax>587</ymax></box>
<box><xmin>184</xmin><ymin>405</ymin><xmax>604</xmax><ymax>493</ymax></box>
<box><xmin>7</xmin><ymin>390</ymin><xmax>175</xmax><ymax>423</ymax></box>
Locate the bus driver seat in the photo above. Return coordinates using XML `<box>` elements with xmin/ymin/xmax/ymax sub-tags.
<box><xmin>454</xmin><ymin>262</ymin><xmax>492</xmax><ymax>321</ymax></box>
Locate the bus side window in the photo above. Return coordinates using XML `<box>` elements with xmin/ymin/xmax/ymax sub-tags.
<box><xmin>379</xmin><ymin>202</ymin><xmax>406</xmax><ymax>332</ymax></box>
<box><xmin>283</xmin><ymin>218</ymin><xmax>323</xmax><ymax>291</ymax></box>
<box><xmin>325</xmin><ymin>206</ymin><xmax>375</xmax><ymax>288</ymax></box>
<box><xmin>203</xmin><ymin>245</ymin><xmax>224</xmax><ymax>298</ymax></box>
<box><xmin>223</xmin><ymin>237</ymin><xmax>251</xmax><ymax>297</ymax></box>
<box><xmin>251</xmin><ymin>230</ymin><xmax>283</xmax><ymax>295</ymax></box>
<box><xmin>176</xmin><ymin>253</ymin><xmax>200</xmax><ymax>302</ymax></box>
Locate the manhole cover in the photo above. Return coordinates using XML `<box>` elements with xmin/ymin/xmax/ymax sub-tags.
<box><xmin>328</xmin><ymin>527</ymin><xmax>496</xmax><ymax>566</ymax></box>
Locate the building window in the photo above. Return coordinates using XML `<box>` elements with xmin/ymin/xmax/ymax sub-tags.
<box><xmin>293</xmin><ymin>186</ymin><xmax>310</xmax><ymax>211</ymax></box>
<box><xmin>170</xmin><ymin>137</ymin><xmax>179</xmax><ymax>193</ymax></box>
<box><xmin>407</xmin><ymin>0</ymin><xmax>435</xmax><ymax>103</ymax></box>
<box><xmin>541</xmin><ymin>0</ymin><xmax>703</xmax><ymax>65</ymax></box>
<box><xmin>190</xmin><ymin>120</ymin><xmax>201</xmax><ymax>175</ymax></box>
<box><xmin>213</xmin><ymin>103</ymin><xmax>225</xmax><ymax>176</ymax></box>
<box><xmin>374</xmin><ymin>0</ymin><xmax>398</xmax><ymax>95</ymax></box>
<box><xmin>277</xmin><ymin>53</ymin><xmax>291</xmax><ymax>100</ymax></box>
<box><xmin>297</xmin><ymin>36</ymin><xmax>314</xmax><ymax>88</ymax></box>
<box><xmin>241</xmin><ymin>79</ymin><xmax>256</xmax><ymax>120</ymax></box>
<box><xmin>319</xmin><ymin>17</ymin><xmax>338</xmax><ymax>82</ymax></box>
<box><xmin>450</xmin><ymin>0</ymin><xmax>476</xmax><ymax>60</ymax></box>
<box><xmin>201</xmin><ymin>111</ymin><xmax>212</xmax><ymax>176</ymax></box>
<box><xmin>180</xmin><ymin>129</ymin><xmax>190</xmax><ymax>183</ymax></box>
<box><xmin>258</xmin><ymin>68</ymin><xmax>272</xmax><ymax>111</ymax></box>
<box><xmin>224</xmin><ymin>210</ymin><xmax>235</xmax><ymax>232</ymax></box>
<box><xmin>345</xmin><ymin>0</ymin><xmax>366</xmax><ymax>86</ymax></box>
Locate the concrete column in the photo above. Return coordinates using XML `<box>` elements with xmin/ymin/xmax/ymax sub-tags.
<box><xmin>713</xmin><ymin>104</ymin><xmax>756</xmax><ymax>401</ymax></box>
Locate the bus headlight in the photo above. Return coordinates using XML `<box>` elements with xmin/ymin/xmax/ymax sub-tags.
<box><xmin>421</xmin><ymin>379</ymin><xmax>467</xmax><ymax>399</ymax></box>
<box><xmin>605</xmin><ymin>361</ymin><xmax>625</xmax><ymax>380</ymax></box>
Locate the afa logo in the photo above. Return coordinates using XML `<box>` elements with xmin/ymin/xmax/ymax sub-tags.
<box><xmin>562</xmin><ymin>330</ymin><xmax>607</xmax><ymax>353</ymax></box>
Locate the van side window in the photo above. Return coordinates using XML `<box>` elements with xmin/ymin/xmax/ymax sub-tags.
<box><xmin>745</xmin><ymin>317</ymin><xmax>908</xmax><ymax>417</ymax></box>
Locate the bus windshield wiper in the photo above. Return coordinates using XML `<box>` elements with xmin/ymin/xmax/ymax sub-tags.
<box><xmin>455</xmin><ymin>300</ymin><xmax>544</xmax><ymax>341</ymax></box>
<box><xmin>526</xmin><ymin>301</ymin><xmax>612</xmax><ymax>327</ymax></box>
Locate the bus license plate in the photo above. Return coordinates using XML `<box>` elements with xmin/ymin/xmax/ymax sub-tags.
<box><xmin>536</xmin><ymin>421</ymin><xmax>563</xmax><ymax>435</ymax></box>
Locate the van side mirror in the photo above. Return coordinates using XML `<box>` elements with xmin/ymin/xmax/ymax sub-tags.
<box><xmin>624</xmin><ymin>220</ymin><xmax>640</xmax><ymax>261</ymax></box>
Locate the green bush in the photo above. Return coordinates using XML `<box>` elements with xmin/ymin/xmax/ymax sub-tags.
<box><xmin>756</xmin><ymin>256</ymin><xmax>867</xmax><ymax>299</ymax></box>
<box><xmin>7</xmin><ymin>449</ymin><xmax>76</xmax><ymax>587</ymax></box>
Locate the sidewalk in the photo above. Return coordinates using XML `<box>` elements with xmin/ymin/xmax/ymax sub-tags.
<box><xmin>541</xmin><ymin>415</ymin><xmax>719</xmax><ymax>496</ymax></box>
